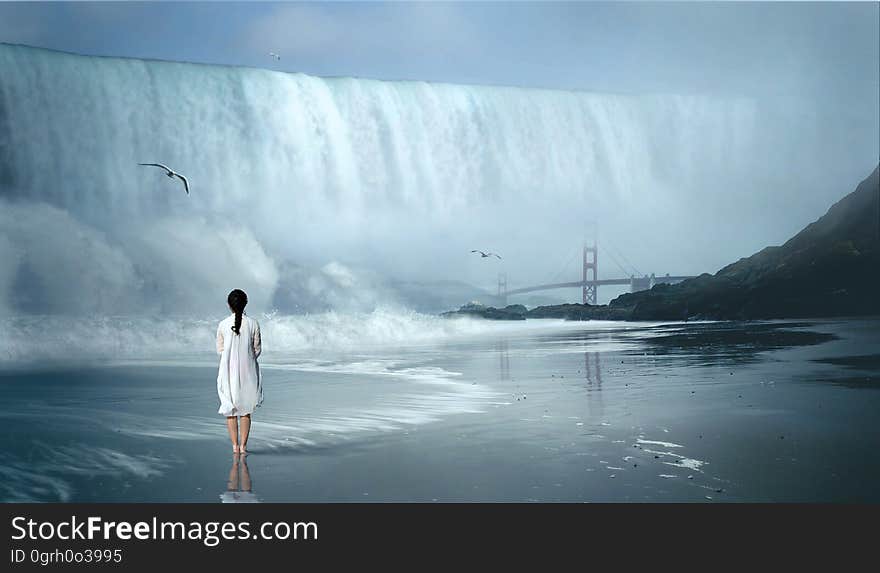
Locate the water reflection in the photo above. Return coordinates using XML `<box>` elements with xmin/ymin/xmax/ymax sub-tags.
<box><xmin>583</xmin><ymin>351</ymin><xmax>602</xmax><ymax>387</ymax></box>
<box><xmin>219</xmin><ymin>455</ymin><xmax>260</xmax><ymax>503</ymax></box>
<box><xmin>582</xmin><ymin>350</ymin><xmax>605</xmax><ymax>421</ymax></box>
<box><xmin>496</xmin><ymin>340</ymin><xmax>510</xmax><ymax>381</ymax></box>
<box><xmin>535</xmin><ymin>321</ymin><xmax>837</xmax><ymax>369</ymax></box>
<box><xmin>642</xmin><ymin>322</ymin><xmax>836</xmax><ymax>366</ymax></box>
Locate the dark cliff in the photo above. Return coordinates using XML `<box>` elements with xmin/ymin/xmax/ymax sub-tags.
<box><xmin>613</xmin><ymin>164</ymin><xmax>880</xmax><ymax>320</ymax></box>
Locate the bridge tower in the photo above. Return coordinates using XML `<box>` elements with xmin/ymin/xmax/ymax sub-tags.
<box><xmin>497</xmin><ymin>272</ymin><xmax>508</xmax><ymax>306</ymax></box>
<box><xmin>582</xmin><ymin>234</ymin><xmax>598</xmax><ymax>305</ymax></box>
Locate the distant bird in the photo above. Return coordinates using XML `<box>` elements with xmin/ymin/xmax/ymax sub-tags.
<box><xmin>471</xmin><ymin>250</ymin><xmax>502</xmax><ymax>259</ymax></box>
<box><xmin>138</xmin><ymin>163</ymin><xmax>190</xmax><ymax>195</ymax></box>
<box><xmin>269</xmin><ymin>52</ymin><xmax>281</xmax><ymax>61</ymax></box>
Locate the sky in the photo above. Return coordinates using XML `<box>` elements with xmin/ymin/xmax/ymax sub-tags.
<box><xmin>0</xmin><ymin>1</ymin><xmax>876</xmax><ymax>108</ymax></box>
<box><xmin>0</xmin><ymin>1</ymin><xmax>878</xmax><ymax>310</ymax></box>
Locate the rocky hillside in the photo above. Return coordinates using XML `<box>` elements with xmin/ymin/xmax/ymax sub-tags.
<box><xmin>441</xmin><ymin>302</ymin><xmax>630</xmax><ymax>320</ymax></box>
<box><xmin>613</xmin><ymin>164</ymin><xmax>880</xmax><ymax>320</ymax></box>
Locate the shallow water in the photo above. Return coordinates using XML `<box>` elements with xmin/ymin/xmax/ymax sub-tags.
<box><xmin>1</xmin><ymin>318</ymin><xmax>878</xmax><ymax>502</ymax></box>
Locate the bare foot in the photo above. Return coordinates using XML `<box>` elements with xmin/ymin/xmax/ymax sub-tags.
<box><xmin>239</xmin><ymin>446</ymin><xmax>248</xmax><ymax>456</ymax></box>
<box><xmin>233</xmin><ymin>445</ymin><xmax>240</xmax><ymax>455</ymax></box>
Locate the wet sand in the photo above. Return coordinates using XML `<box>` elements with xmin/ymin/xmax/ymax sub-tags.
<box><xmin>1</xmin><ymin>318</ymin><xmax>879</xmax><ymax>502</ymax></box>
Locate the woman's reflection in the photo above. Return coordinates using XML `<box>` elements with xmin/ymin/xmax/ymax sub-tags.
<box><xmin>219</xmin><ymin>454</ymin><xmax>260</xmax><ymax>503</ymax></box>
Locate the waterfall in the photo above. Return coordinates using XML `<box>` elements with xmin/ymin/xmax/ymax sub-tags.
<box><xmin>0</xmin><ymin>42</ymin><xmax>762</xmax><ymax>318</ymax></box>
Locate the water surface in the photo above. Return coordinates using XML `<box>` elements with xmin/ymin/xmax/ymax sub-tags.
<box><xmin>1</xmin><ymin>318</ymin><xmax>878</xmax><ymax>502</ymax></box>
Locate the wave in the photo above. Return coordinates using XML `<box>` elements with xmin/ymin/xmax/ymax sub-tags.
<box><xmin>0</xmin><ymin>308</ymin><xmax>557</xmax><ymax>366</ymax></box>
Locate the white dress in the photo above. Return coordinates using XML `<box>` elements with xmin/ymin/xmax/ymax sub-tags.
<box><xmin>216</xmin><ymin>313</ymin><xmax>263</xmax><ymax>417</ymax></box>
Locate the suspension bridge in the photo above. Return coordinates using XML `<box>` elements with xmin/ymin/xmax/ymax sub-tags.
<box><xmin>496</xmin><ymin>238</ymin><xmax>694</xmax><ymax>305</ymax></box>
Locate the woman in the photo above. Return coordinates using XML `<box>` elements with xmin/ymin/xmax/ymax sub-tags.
<box><xmin>216</xmin><ymin>289</ymin><xmax>263</xmax><ymax>455</ymax></box>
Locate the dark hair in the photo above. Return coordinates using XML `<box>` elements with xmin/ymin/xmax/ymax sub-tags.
<box><xmin>227</xmin><ymin>289</ymin><xmax>248</xmax><ymax>335</ymax></box>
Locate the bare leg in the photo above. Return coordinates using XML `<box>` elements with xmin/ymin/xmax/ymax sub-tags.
<box><xmin>239</xmin><ymin>414</ymin><xmax>251</xmax><ymax>454</ymax></box>
<box><xmin>226</xmin><ymin>416</ymin><xmax>239</xmax><ymax>453</ymax></box>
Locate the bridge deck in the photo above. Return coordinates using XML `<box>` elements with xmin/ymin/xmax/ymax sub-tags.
<box><xmin>506</xmin><ymin>276</ymin><xmax>694</xmax><ymax>296</ymax></box>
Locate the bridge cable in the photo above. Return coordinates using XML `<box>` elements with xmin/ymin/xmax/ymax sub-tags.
<box><xmin>605</xmin><ymin>241</ymin><xmax>641</xmax><ymax>277</ymax></box>
<box><xmin>546</xmin><ymin>247</ymin><xmax>581</xmax><ymax>284</ymax></box>
<box><xmin>604</xmin><ymin>248</ymin><xmax>633</xmax><ymax>279</ymax></box>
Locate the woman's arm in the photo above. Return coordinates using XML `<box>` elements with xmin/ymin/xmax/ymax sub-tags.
<box><xmin>216</xmin><ymin>324</ymin><xmax>224</xmax><ymax>355</ymax></box>
<box><xmin>253</xmin><ymin>320</ymin><xmax>262</xmax><ymax>359</ymax></box>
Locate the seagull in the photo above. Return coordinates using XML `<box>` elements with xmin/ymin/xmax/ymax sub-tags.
<box><xmin>471</xmin><ymin>250</ymin><xmax>502</xmax><ymax>259</ymax></box>
<box><xmin>138</xmin><ymin>163</ymin><xmax>190</xmax><ymax>195</ymax></box>
<box><xmin>269</xmin><ymin>52</ymin><xmax>281</xmax><ymax>61</ymax></box>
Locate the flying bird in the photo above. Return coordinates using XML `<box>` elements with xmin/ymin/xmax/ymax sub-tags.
<box><xmin>269</xmin><ymin>52</ymin><xmax>281</xmax><ymax>61</ymax></box>
<box><xmin>471</xmin><ymin>250</ymin><xmax>502</xmax><ymax>259</ymax></box>
<box><xmin>138</xmin><ymin>163</ymin><xmax>190</xmax><ymax>195</ymax></box>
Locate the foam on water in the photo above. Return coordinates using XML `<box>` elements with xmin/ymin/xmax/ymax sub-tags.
<box><xmin>0</xmin><ymin>308</ymin><xmax>621</xmax><ymax>366</ymax></box>
<box><xmin>6</xmin><ymin>356</ymin><xmax>497</xmax><ymax>448</ymax></box>
<box><xmin>0</xmin><ymin>443</ymin><xmax>169</xmax><ymax>502</ymax></box>
<box><xmin>637</xmin><ymin>439</ymin><xmax>684</xmax><ymax>448</ymax></box>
